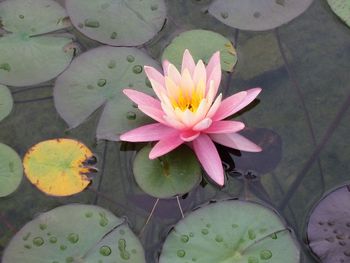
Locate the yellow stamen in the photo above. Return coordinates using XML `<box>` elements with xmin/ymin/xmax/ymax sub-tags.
<box><xmin>170</xmin><ymin>82</ymin><xmax>204</xmax><ymax>112</ymax></box>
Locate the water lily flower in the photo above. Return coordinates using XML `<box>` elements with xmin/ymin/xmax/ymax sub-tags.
<box><xmin>120</xmin><ymin>50</ymin><xmax>262</xmax><ymax>186</ymax></box>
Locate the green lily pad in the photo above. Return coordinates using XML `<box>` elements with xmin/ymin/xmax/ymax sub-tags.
<box><xmin>2</xmin><ymin>204</ymin><xmax>146</xmax><ymax>263</ymax></box>
<box><xmin>0</xmin><ymin>34</ymin><xmax>74</xmax><ymax>87</ymax></box>
<box><xmin>159</xmin><ymin>200</ymin><xmax>300</xmax><ymax>263</ymax></box>
<box><xmin>0</xmin><ymin>85</ymin><xmax>13</xmax><ymax>122</ymax></box>
<box><xmin>236</xmin><ymin>33</ymin><xmax>293</xmax><ymax>80</ymax></box>
<box><xmin>54</xmin><ymin>46</ymin><xmax>159</xmax><ymax>140</ymax></box>
<box><xmin>162</xmin><ymin>30</ymin><xmax>237</xmax><ymax>72</ymax></box>
<box><xmin>65</xmin><ymin>0</ymin><xmax>166</xmax><ymax>46</ymax></box>
<box><xmin>328</xmin><ymin>0</ymin><xmax>350</xmax><ymax>28</ymax></box>
<box><xmin>133</xmin><ymin>145</ymin><xmax>201</xmax><ymax>199</ymax></box>
<box><xmin>0</xmin><ymin>0</ymin><xmax>69</xmax><ymax>35</ymax></box>
<box><xmin>208</xmin><ymin>0</ymin><xmax>313</xmax><ymax>31</ymax></box>
<box><xmin>0</xmin><ymin>143</ymin><xmax>23</xmax><ymax>197</ymax></box>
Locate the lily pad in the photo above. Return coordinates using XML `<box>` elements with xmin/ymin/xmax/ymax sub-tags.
<box><xmin>208</xmin><ymin>0</ymin><xmax>313</xmax><ymax>31</ymax></box>
<box><xmin>54</xmin><ymin>46</ymin><xmax>159</xmax><ymax>140</ymax></box>
<box><xmin>2</xmin><ymin>204</ymin><xmax>146</xmax><ymax>263</ymax></box>
<box><xmin>23</xmin><ymin>138</ymin><xmax>96</xmax><ymax>197</ymax></box>
<box><xmin>0</xmin><ymin>34</ymin><xmax>74</xmax><ymax>87</ymax></box>
<box><xmin>0</xmin><ymin>143</ymin><xmax>23</xmax><ymax>197</ymax></box>
<box><xmin>235</xmin><ymin>33</ymin><xmax>292</xmax><ymax>80</ymax></box>
<box><xmin>328</xmin><ymin>0</ymin><xmax>350</xmax><ymax>28</ymax></box>
<box><xmin>0</xmin><ymin>0</ymin><xmax>69</xmax><ymax>35</ymax></box>
<box><xmin>307</xmin><ymin>184</ymin><xmax>350</xmax><ymax>263</ymax></box>
<box><xmin>159</xmin><ymin>200</ymin><xmax>300</xmax><ymax>263</ymax></box>
<box><xmin>0</xmin><ymin>85</ymin><xmax>13</xmax><ymax>122</ymax></box>
<box><xmin>133</xmin><ymin>145</ymin><xmax>201</xmax><ymax>199</ymax></box>
<box><xmin>65</xmin><ymin>0</ymin><xmax>166</xmax><ymax>46</ymax></box>
<box><xmin>162</xmin><ymin>30</ymin><xmax>237</xmax><ymax>72</ymax></box>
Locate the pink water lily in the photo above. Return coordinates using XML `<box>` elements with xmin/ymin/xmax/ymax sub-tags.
<box><xmin>120</xmin><ymin>50</ymin><xmax>262</xmax><ymax>186</ymax></box>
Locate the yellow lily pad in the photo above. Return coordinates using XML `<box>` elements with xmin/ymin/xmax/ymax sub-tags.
<box><xmin>23</xmin><ymin>138</ymin><xmax>96</xmax><ymax>197</ymax></box>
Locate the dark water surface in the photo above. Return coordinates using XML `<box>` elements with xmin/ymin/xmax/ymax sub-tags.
<box><xmin>1</xmin><ymin>0</ymin><xmax>350</xmax><ymax>262</ymax></box>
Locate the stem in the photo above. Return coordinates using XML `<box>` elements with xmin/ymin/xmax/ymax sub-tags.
<box><xmin>139</xmin><ymin>198</ymin><xmax>159</xmax><ymax>237</ymax></box>
<box><xmin>176</xmin><ymin>196</ymin><xmax>185</xmax><ymax>218</ymax></box>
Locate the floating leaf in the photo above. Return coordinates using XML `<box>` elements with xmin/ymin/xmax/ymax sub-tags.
<box><xmin>235</xmin><ymin>33</ymin><xmax>293</xmax><ymax>80</ymax></box>
<box><xmin>162</xmin><ymin>30</ymin><xmax>237</xmax><ymax>72</ymax></box>
<box><xmin>307</xmin><ymin>184</ymin><xmax>350</xmax><ymax>263</ymax></box>
<box><xmin>54</xmin><ymin>46</ymin><xmax>159</xmax><ymax>140</ymax></box>
<box><xmin>0</xmin><ymin>34</ymin><xmax>74</xmax><ymax>87</ymax></box>
<box><xmin>0</xmin><ymin>85</ymin><xmax>13</xmax><ymax>122</ymax></box>
<box><xmin>208</xmin><ymin>0</ymin><xmax>313</xmax><ymax>31</ymax></box>
<box><xmin>0</xmin><ymin>143</ymin><xmax>23</xmax><ymax>197</ymax></box>
<box><xmin>133</xmin><ymin>145</ymin><xmax>201</xmax><ymax>199</ymax></box>
<box><xmin>328</xmin><ymin>0</ymin><xmax>350</xmax><ymax>28</ymax></box>
<box><xmin>159</xmin><ymin>200</ymin><xmax>300</xmax><ymax>263</ymax></box>
<box><xmin>2</xmin><ymin>204</ymin><xmax>146</xmax><ymax>263</ymax></box>
<box><xmin>0</xmin><ymin>0</ymin><xmax>69</xmax><ymax>35</ymax></box>
<box><xmin>66</xmin><ymin>0</ymin><xmax>166</xmax><ymax>46</ymax></box>
<box><xmin>23</xmin><ymin>139</ymin><xmax>96</xmax><ymax>196</ymax></box>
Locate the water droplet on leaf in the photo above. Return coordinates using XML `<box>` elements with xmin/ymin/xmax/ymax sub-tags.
<box><xmin>126</xmin><ymin>111</ymin><xmax>136</xmax><ymax>120</ymax></box>
<box><xmin>177</xmin><ymin>250</ymin><xmax>186</xmax><ymax>257</ymax></box>
<box><xmin>67</xmin><ymin>233</ymin><xmax>79</xmax><ymax>244</ymax></box>
<box><xmin>110</xmin><ymin>32</ymin><xmax>118</xmax><ymax>39</ymax></box>
<box><xmin>126</xmin><ymin>55</ymin><xmax>135</xmax><ymax>63</ymax></box>
<box><xmin>33</xmin><ymin>237</ymin><xmax>44</xmax><ymax>246</ymax></box>
<box><xmin>132</xmin><ymin>65</ymin><xmax>143</xmax><ymax>74</ymax></box>
<box><xmin>97</xmin><ymin>79</ymin><xmax>107</xmax><ymax>87</ymax></box>
<box><xmin>100</xmin><ymin>245</ymin><xmax>112</xmax><ymax>256</ymax></box>
<box><xmin>260</xmin><ymin>249</ymin><xmax>272</xmax><ymax>260</ymax></box>
<box><xmin>84</xmin><ymin>19</ymin><xmax>100</xmax><ymax>28</ymax></box>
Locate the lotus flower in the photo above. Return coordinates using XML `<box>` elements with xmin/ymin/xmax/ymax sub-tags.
<box><xmin>120</xmin><ymin>50</ymin><xmax>262</xmax><ymax>186</ymax></box>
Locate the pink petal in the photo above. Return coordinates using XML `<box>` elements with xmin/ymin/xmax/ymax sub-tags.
<box><xmin>212</xmin><ymin>91</ymin><xmax>247</xmax><ymax>121</ymax></box>
<box><xmin>206</xmin><ymin>80</ymin><xmax>216</xmax><ymax>105</ymax></box>
<box><xmin>207</xmin><ymin>93</ymin><xmax>222</xmax><ymax>119</ymax></box>
<box><xmin>162</xmin><ymin>60</ymin><xmax>170</xmax><ymax>75</ymax></box>
<box><xmin>165</xmin><ymin>76</ymin><xmax>180</xmax><ymax>99</ymax></box>
<box><xmin>193</xmin><ymin>134</ymin><xmax>224</xmax><ymax>186</ymax></box>
<box><xmin>180</xmin><ymin>130</ymin><xmax>200</xmax><ymax>142</ymax></box>
<box><xmin>193</xmin><ymin>118</ymin><xmax>213</xmax><ymax>131</ymax></box>
<box><xmin>138</xmin><ymin>105</ymin><xmax>166</xmax><ymax>125</ymax></box>
<box><xmin>120</xmin><ymin>123</ymin><xmax>177</xmax><ymax>142</ymax></box>
<box><xmin>163</xmin><ymin>115</ymin><xmax>187</xmax><ymax>130</ymax></box>
<box><xmin>233</xmin><ymin>87</ymin><xmax>262</xmax><ymax>114</ymax></box>
<box><xmin>206</xmin><ymin>64</ymin><xmax>221</xmax><ymax>96</ymax></box>
<box><xmin>123</xmin><ymin>89</ymin><xmax>161</xmax><ymax>108</ymax></box>
<box><xmin>149</xmin><ymin>134</ymin><xmax>184</xmax><ymax>159</ymax></box>
<box><xmin>181</xmin><ymin>49</ymin><xmax>196</xmax><ymax>75</ymax></box>
<box><xmin>210</xmin><ymin>133</ymin><xmax>262</xmax><ymax>152</ymax></box>
<box><xmin>168</xmin><ymin>64</ymin><xmax>182</xmax><ymax>85</ymax></box>
<box><xmin>144</xmin><ymin>66</ymin><xmax>165</xmax><ymax>86</ymax></box>
<box><xmin>205</xmin><ymin>120</ymin><xmax>245</xmax><ymax>134</ymax></box>
<box><xmin>193</xmin><ymin>60</ymin><xmax>206</xmax><ymax>87</ymax></box>
<box><xmin>206</xmin><ymin>51</ymin><xmax>220</xmax><ymax>79</ymax></box>
<box><xmin>192</xmin><ymin>99</ymin><xmax>210</xmax><ymax>124</ymax></box>
<box><xmin>180</xmin><ymin>69</ymin><xmax>195</xmax><ymax>98</ymax></box>
<box><xmin>149</xmin><ymin>79</ymin><xmax>166</xmax><ymax>100</ymax></box>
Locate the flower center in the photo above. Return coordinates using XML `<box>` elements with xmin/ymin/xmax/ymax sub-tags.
<box><xmin>170</xmin><ymin>81</ymin><xmax>205</xmax><ymax>113</ymax></box>
<box><xmin>174</xmin><ymin>93</ymin><xmax>201</xmax><ymax>112</ymax></box>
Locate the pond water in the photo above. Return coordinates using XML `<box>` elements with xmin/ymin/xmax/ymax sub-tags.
<box><xmin>1</xmin><ymin>0</ymin><xmax>350</xmax><ymax>262</ymax></box>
